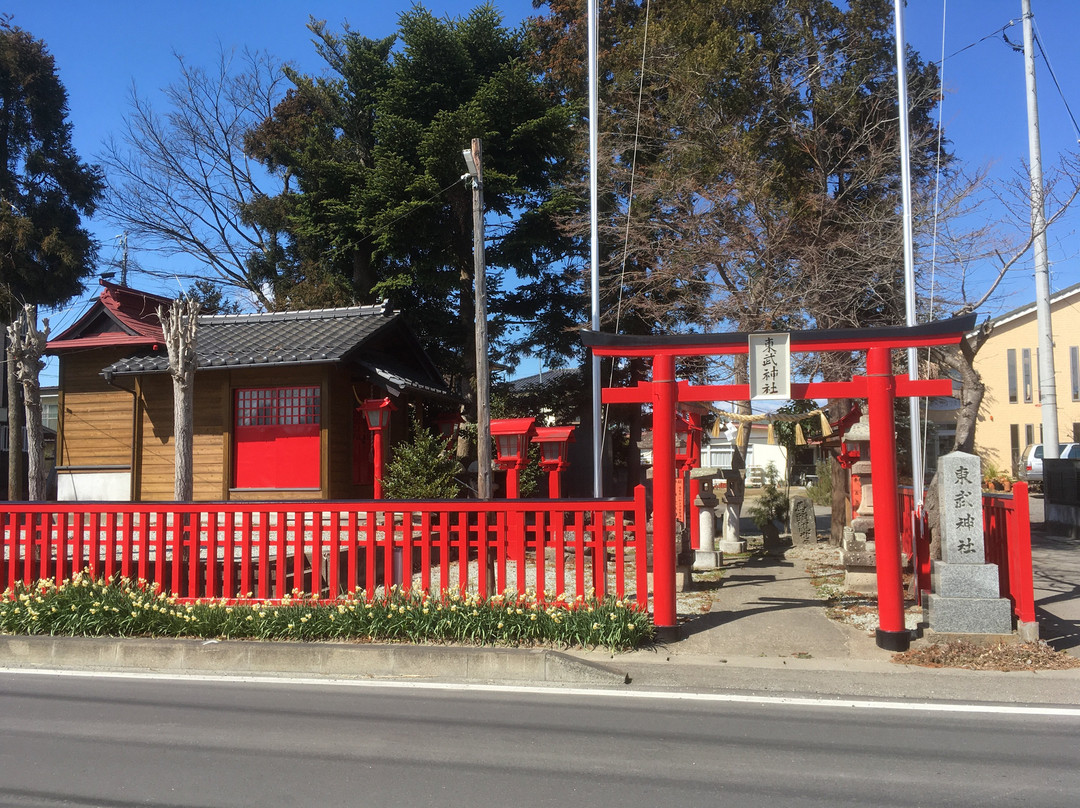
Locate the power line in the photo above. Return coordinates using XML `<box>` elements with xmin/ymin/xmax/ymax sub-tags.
<box><xmin>933</xmin><ymin>17</ymin><xmax>1022</xmax><ymax>63</ymax></box>
<box><xmin>1032</xmin><ymin>21</ymin><xmax>1080</xmax><ymax>144</ymax></box>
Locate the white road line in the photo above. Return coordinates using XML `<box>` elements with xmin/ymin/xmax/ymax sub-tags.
<box><xmin>3</xmin><ymin>666</ymin><xmax>1079</xmax><ymax>717</ymax></box>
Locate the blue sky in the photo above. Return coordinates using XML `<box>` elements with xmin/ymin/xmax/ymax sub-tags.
<box><xmin>6</xmin><ymin>1</ymin><xmax>1080</xmax><ymax>384</ymax></box>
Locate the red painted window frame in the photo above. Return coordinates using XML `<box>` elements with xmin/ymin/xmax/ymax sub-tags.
<box><xmin>233</xmin><ymin>386</ymin><xmax>321</xmax><ymax>489</ymax></box>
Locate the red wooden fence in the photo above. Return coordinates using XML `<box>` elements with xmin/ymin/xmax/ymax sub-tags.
<box><xmin>901</xmin><ymin>483</ymin><xmax>1035</xmax><ymax>627</ymax></box>
<box><xmin>3</xmin><ymin>483</ymin><xmax>1036</xmax><ymax>631</ymax></box>
<box><xmin>982</xmin><ymin>482</ymin><xmax>1036</xmax><ymax>626</ymax></box>
<box><xmin>1</xmin><ymin>487</ymin><xmax>649</xmax><ymax>610</ymax></box>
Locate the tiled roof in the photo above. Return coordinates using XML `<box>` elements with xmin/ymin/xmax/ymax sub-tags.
<box><xmin>96</xmin><ymin>300</ymin><xmax>455</xmax><ymax>400</ymax></box>
<box><xmin>508</xmin><ymin>366</ymin><xmax>581</xmax><ymax>391</ymax></box>
<box><xmin>51</xmin><ymin>284</ymin><xmax>454</xmax><ymax>400</ymax></box>
<box><xmin>356</xmin><ymin>359</ymin><xmax>458</xmax><ymax>401</ymax></box>
<box><xmin>101</xmin><ymin>301</ymin><xmax>397</xmax><ymax>374</ymax></box>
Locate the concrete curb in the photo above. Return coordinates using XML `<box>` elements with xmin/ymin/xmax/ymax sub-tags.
<box><xmin>0</xmin><ymin>636</ymin><xmax>629</xmax><ymax>686</ymax></box>
<box><xmin>5</xmin><ymin>636</ymin><xmax>1080</xmax><ymax>705</ymax></box>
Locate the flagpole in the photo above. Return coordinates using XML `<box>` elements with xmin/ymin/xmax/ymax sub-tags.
<box><xmin>894</xmin><ymin>0</ymin><xmax>923</xmax><ymax>506</ymax></box>
<box><xmin>588</xmin><ymin>0</ymin><xmax>603</xmax><ymax>497</ymax></box>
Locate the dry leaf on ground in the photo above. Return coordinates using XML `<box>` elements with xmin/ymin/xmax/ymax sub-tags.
<box><xmin>893</xmin><ymin>640</ymin><xmax>1080</xmax><ymax>672</ymax></box>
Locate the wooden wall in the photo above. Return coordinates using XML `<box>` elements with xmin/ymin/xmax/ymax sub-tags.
<box><xmin>58</xmin><ymin>350</ymin><xmax>137</xmax><ymax>471</ymax></box>
<box><xmin>59</xmin><ymin>353</ymin><xmax>423</xmax><ymax>502</ymax></box>
<box><xmin>326</xmin><ymin>372</ymin><xmax>377</xmax><ymax>500</ymax></box>
<box><xmin>136</xmin><ymin>372</ymin><xmax>229</xmax><ymax>501</ymax></box>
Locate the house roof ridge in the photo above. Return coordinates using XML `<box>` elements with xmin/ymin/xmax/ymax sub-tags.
<box><xmin>983</xmin><ymin>279</ymin><xmax>1080</xmax><ymax>329</ymax></box>
<box><xmin>199</xmin><ymin>300</ymin><xmax>392</xmax><ymax>323</ymax></box>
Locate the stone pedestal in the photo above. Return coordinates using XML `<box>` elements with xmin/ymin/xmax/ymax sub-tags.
<box><xmin>841</xmin><ymin>526</ymin><xmax>876</xmax><ymax>594</ymax></box>
<box><xmin>692</xmin><ymin>474</ymin><xmax>722</xmax><ymax>570</ymax></box>
<box><xmin>718</xmin><ymin>470</ymin><xmax>747</xmax><ymax>554</ymax></box>
<box><xmin>761</xmin><ymin>521</ymin><xmax>787</xmax><ymax>554</ymax></box>
<box><xmin>926</xmin><ymin>452</ymin><xmax>1013</xmax><ymax>635</ymax></box>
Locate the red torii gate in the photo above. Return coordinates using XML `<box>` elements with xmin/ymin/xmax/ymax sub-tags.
<box><xmin>581</xmin><ymin>313</ymin><xmax>976</xmax><ymax>652</ymax></box>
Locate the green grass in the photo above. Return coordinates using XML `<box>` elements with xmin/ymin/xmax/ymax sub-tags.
<box><xmin>0</xmin><ymin>571</ymin><xmax>655</xmax><ymax>652</ymax></box>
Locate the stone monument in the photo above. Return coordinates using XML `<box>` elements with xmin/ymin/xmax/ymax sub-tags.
<box><xmin>925</xmin><ymin>451</ymin><xmax>1013</xmax><ymax>635</ymax></box>
<box><xmin>789</xmin><ymin>494</ymin><xmax>816</xmax><ymax>546</ymax></box>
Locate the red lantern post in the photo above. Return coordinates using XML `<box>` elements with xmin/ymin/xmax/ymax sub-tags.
<box><xmin>359</xmin><ymin>397</ymin><xmax>396</xmax><ymax>499</ymax></box>
<box><xmin>673</xmin><ymin>411</ymin><xmax>703</xmax><ymax>527</ymax></box>
<box><xmin>674</xmin><ymin>411</ymin><xmax>703</xmax><ymax>471</ymax></box>
<box><xmin>533</xmin><ymin>425</ymin><xmax>576</xmax><ymax>499</ymax></box>
<box><xmin>490</xmin><ymin>417</ymin><xmax>536</xmax><ymax>498</ymax></box>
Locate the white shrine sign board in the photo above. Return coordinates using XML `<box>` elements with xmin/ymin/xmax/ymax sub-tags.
<box><xmin>749</xmin><ymin>333</ymin><xmax>790</xmax><ymax>400</ymax></box>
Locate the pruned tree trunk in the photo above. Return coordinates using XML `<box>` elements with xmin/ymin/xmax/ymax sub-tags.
<box><xmin>827</xmin><ymin>398</ymin><xmax>852</xmax><ymax>546</ymax></box>
<box><xmin>722</xmin><ymin>358</ymin><xmax>751</xmax><ymax>547</ymax></box>
<box><xmin>924</xmin><ymin>326</ymin><xmax>991</xmax><ymax>561</ymax></box>
<box><xmin>8</xmin><ymin>305</ymin><xmax>49</xmax><ymax>500</ymax></box>
<box><xmin>823</xmin><ymin>351</ymin><xmax>858</xmax><ymax>546</ymax></box>
<box><xmin>6</xmin><ymin>326</ymin><xmax>23</xmax><ymax>501</ymax></box>
<box><xmin>159</xmin><ymin>298</ymin><xmax>200</xmax><ymax>501</ymax></box>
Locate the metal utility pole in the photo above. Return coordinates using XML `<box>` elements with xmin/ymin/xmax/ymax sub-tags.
<box><xmin>464</xmin><ymin>138</ymin><xmax>493</xmax><ymax>499</ymax></box>
<box><xmin>1022</xmin><ymin>0</ymin><xmax>1060</xmax><ymax>459</ymax></box>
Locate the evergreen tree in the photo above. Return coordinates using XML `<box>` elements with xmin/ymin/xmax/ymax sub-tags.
<box><xmin>0</xmin><ymin>18</ymin><xmax>103</xmax><ymax>499</ymax></box>
<box><xmin>243</xmin><ymin>4</ymin><xmax>576</xmax><ymax>388</ymax></box>
<box><xmin>0</xmin><ymin>19</ymin><xmax>104</xmax><ymax>310</ymax></box>
<box><xmin>381</xmin><ymin>415</ymin><xmax>463</xmax><ymax>500</ymax></box>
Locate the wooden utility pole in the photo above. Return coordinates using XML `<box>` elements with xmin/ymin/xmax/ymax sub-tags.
<box><xmin>159</xmin><ymin>297</ymin><xmax>199</xmax><ymax>501</ymax></box>
<box><xmin>8</xmin><ymin>305</ymin><xmax>48</xmax><ymax>500</ymax></box>
<box><xmin>465</xmin><ymin>138</ymin><xmax>493</xmax><ymax>500</ymax></box>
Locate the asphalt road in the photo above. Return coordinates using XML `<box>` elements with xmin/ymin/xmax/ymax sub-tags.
<box><xmin>2</xmin><ymin>671</ymin><xmax>1078</xmax><ymax>808</ymax></box>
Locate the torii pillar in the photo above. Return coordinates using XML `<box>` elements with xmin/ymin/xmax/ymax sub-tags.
<box><xmin>866</xmin><ymin>345</ymin><xmax>906</xmax><ymax>649</ymax></box>
<box><xmin>651</xmin><ymin>354</ymin><xmax>678</xmax><ymax>626</ymax></box>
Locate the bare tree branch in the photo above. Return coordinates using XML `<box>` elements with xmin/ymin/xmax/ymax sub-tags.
<box><xmin>99</xmin><ymin>48</ymin><xmax>290</xmax><ymax>308</ymax></box>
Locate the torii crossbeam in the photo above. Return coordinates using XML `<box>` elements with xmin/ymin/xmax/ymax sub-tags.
<box><xmin>581</xmin><ymin>314</ymin><xmax>977</xmax><ymax>651</ymax></box>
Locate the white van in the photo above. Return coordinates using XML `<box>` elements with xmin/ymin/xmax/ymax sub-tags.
<box><xmin>1018</xmin><ymin>443</ymin><xmax>1080</xmax><ymax>491</ymax></box>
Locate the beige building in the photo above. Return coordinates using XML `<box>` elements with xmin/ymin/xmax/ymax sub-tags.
<box><xmin>960</xmin><ymin>281</ymin><xmax>1080</xmax><ymax>476</ymax></box>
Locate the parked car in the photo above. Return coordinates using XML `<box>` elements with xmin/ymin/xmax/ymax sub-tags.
<box><xmin>1018</xmin><ymin>443</ymin><xmax>1080</xmax><ymax>490</ymax></box>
